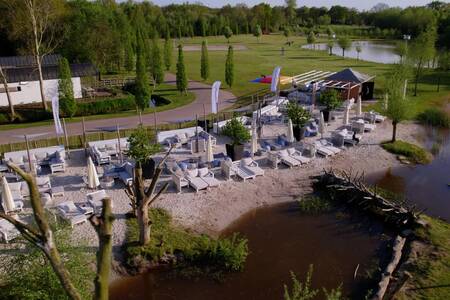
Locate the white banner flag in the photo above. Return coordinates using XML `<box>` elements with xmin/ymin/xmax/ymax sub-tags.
<box><xmin>270</xmin><ymin>66</ymin><xmax>281</xmax><ymax>93</ymax></box>
<box><xmin>51</xmin><ymin>95</ymin><xmax>63</xmax><ymax>135</ymax></box>
<box><xmin>211</xmin><ymin>81</ymin><xmax>221</xmax><ymax>114</ymax></box>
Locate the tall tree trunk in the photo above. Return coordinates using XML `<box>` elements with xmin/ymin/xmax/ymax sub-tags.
<box><xmin>342</xmin><ymin>49</ymin><xmax>345</xmax><ymax>57</ymax></box>
<box><xmin>138</xmin><ymin>204</ymin><xmax>151</xmax><ymax>245</ymax></box>
<box><xmin>4</xmin><ymin>164</ymin><xmax>81</xmax><ymax>300</ymax></box>
<box><xmin>91</xmin><ymin>198</ymin><xmax>114</xmax><ymax>300</ymax></box>
<box><xmin>414</xmin><ymin>61</ymin><xmax>422</xmax><ymax>97</ymax></box>
<box><xmin>36</xmin><ymin>55</ymin><xmax>47</xmax><ymax>110</ymax></box>
<box><xmin>392</xmin><ymin>121</ymin><xmax>397</xmax><ymax>142</ymax></box>
<box><xmin>0</xmin><ymin>66</ymin><xmax>15</xmax><ymax>119</ymax></box>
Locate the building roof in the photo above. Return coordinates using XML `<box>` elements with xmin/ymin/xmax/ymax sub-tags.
<box><xmin>0</xmin><ymin>54</ymin><xmax>62</xmax><ymax>68</ymax></box>
<box><xmin>325</xmin><ymin>68</ymin><xmax>374</xmax><ymax>83</ymax></box>
<box><xmin>3</xmin><ymin>63</ymin><xmax>98</xmax><ymax>82</ymax></box>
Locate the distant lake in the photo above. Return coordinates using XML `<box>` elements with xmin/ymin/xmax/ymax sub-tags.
<box><xmin>302</xmin><ymin>40</ymin><xmax>400</xmax><ymax>64</ymax></box>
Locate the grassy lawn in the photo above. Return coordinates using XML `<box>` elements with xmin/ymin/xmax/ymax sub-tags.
<box><xmin>171</xmin><ymin>34</ymin><xmax>449</xmax><ymax>117</ymax></box>
<box><xmin>381</xmin><ymin>140</ymin><xmax>432</xmax><ymax>164</ymax></box>
<box><xmin>0</xmin><ymin>83</ymin><xmax>195</xmax><ymax>131</ymax></box>
<box><xmin>406</xmin><ymin>216</ymin><xmax>450</xmax><ymax>300</ymax></box>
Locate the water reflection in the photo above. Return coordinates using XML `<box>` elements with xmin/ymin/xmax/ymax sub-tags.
<box><xmin>302</xmin><ymin>41</ymin><xmax>400</xmax><ymax>64</ymax></box>
<box><xmin>366</xmin><ymin>128</ymin><xmax>450</xmax><ymax>221</ymax></box>
<box><xmin>110</xmin><ymin>203</ymin><xmax>388</xmax><ymax>300</ymax></box>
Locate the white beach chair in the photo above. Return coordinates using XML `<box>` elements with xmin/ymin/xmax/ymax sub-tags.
<box><xmin>286</xmin><ymin>147</ymin><xmax>312</xmax><ymax>164</ymax></box>
<box><xmin>172</xmin><ymin>171</ymin><xmax>189</xmax><ymax>193</ymax></box>
<box><xmin>317</xmin><ymin>140</ymin><xmax>342</xmax><ymax>155</ymax></box>
<box><xmin>56</xmin><ymin>201</ymin><xmax>88</xmax><ymax>228</ymax></box>
<box><xmin>185</xmin><ymin>169</ymin><xmax>209</xmax><ymax>192</ymax></box>
<box><xmin>239</xmin><ymin>158</ymin><xmax>265</xmax><ymax>177</ymax></box>
<box><xmin>313</xmin><ymin>141</ymin><xmax>336</xmax><ymax>157</ymax></box>
<box><xmin>278</xmin><ymin>149</ymin><xmax>301</xmax><ymax>168</ymax></box>
<box><xmin>198</xmin><ymin>167</ymin><xmax>221</xmax><ymax>188</ymax></box>
<box><xmin>231</xmin><ymin>162</ymin><xmax>257</xmax><ymax>181</ymax></box>
<box><xmin>86</xmin><ymin>190</ymin><xmax>110</xmax><ymax>214</ymax></box>
<box><xmin>0</xmin><ymin>218</ymin><xmax>21</xmax><ymax>243</ymax></box>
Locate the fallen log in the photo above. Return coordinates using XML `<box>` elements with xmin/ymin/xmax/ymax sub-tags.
<box><xmin>372</xmin><ymin>236</ymin><xmax>406</xmax><ymax>300</ymax></box>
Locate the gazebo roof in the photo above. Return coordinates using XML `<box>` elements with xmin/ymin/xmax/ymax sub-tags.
<box><xmin>325</xmin><ymin>68</ymin><xmax>374</xmax><ymax>83</ymax></box>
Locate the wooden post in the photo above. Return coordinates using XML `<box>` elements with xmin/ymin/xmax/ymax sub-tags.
<box><xmin>62</xmin><ymin>118</ymin><xmax>70</xmax><ymax>158</ymax></box>
<box><xmin>82</xmin><ymin>117</ymin><xmax>87</xmax><ymax>156</ymax></box>
<box><xmin>195</xmin><ymin>114</ymin><xmax>199</xmax><ymax>153</ymax></box>
<box><xmin>24</xmin><ymin>135</ymin><xmax>33</xmax><ymax>174</ymax></box>
<box><xmin>116</xmin><ymin>125</ymin><xmax>123</xmax><ymax>164</ymax></box>
<box><xmin>153</xmin><ymin>107</ymin><xmax>157</xmax><ymax>139</ymax></box>
<box><xmin>203</xmin><ymin>103</ymin><xmax>206</xmax><ymax>131</ymax></box>
<box><xmin>138</xmin><ymin>111</ymin><xmax>143</xmax><ymax>125</ymax></box>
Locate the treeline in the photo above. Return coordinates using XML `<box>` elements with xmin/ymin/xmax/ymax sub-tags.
<box><xmin>0</xmin><ymin>0</ymin><xmax>449</xmax><ymax>74</ymax></box>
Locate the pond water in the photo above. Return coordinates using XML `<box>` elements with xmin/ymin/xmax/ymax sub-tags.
<box><xmin>110</xmin><ymin>203</ymin><xmax>390</xmax><ymax>300</ymax></box>
<box><xmin>366</xmin><ymin>127</ymin><xmax>450</xmax><ymax>221</ymax></box>
<box><xmin>302</xmin><ymin>40</ymin><xmax>400</xmax><ymax>64</ymax></box>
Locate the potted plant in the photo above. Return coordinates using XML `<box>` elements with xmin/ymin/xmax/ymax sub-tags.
<box><xmin>286</xmin><ymin>102</ymin><xmax>311</xmax><ymax>141</ymax></box>
<box><xmin>319</xmin><ymin>89</ymin><xmax>341</xmax><ymax>122</ymax></box>
<box><xmin>222</xmin><ymin>116</ymin><xmax>251</xmax><ymax>161</ymax></box>
<box><xmin>127</xmin><ymin>125</ymin><xmax>161</xmax><ymax>179</ymax></box>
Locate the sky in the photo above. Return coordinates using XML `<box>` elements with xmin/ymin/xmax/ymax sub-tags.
<box><xmin>141</xmin><ymin>0</ymin><xmax>437</xmax><ymax>10</ymax></box>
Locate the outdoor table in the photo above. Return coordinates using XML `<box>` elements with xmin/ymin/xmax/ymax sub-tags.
<box><xmin>101</xmin><ymin>176</ymin><xmax>115</xmax><ymax>188</ymax></box>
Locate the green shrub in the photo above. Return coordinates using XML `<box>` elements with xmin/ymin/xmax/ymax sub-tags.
<box><xmin>16</xmin><ymin>109</ymin><xmax>53</xmax><ymax>123</ymax></box>
<box><xmin>286</xmin><ymin>102</ymin><xmax>311</xmax><ymax>128</ymax></box>
<box><xmin>319</xmin><ymin>89</ymin><xmax>341</xmax><ymax>111</ymax></box>
<box><xmin>75</xmin><ymin>95</ymin><xmax>136</xmax><ymax>116</ymax></box>
<box><xmin>0</xmin><ymin>112</ymin><xmax>10</xmax><ymax>124</ymax></box>
<box><xmin>221</xmin><ymin>116</ymin><xmax>251</xmax><ymax>145</ymax></box>
<box><xmin>125</xmin><ymin>208</ymin><xmax>248</xmax><ymax>274</ymax></box>
<box><xmin>381</xmin><ymin>140</ymin><xmax>431</xmax><ymax>164</ymax></box>
<box><xmin>297</xmin><ymin>196</ymin><xmax>332</xmax><ymax>214</ymax></box>
<box><xmin>418</xmin><ymin>108</ymin><xmax>450</xmax><ymax>128</ymax></box>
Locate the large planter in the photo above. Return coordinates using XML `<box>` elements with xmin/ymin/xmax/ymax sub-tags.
<box><xmin>293</xmin><ymin>126</ymin><xmax>306</xmax><ymax>141</ymax></box>
<box><xmin>322</xmin><ymin>110</ymin><xmax>330</xmax><ymax>122</ymax></box>
<box><xmin>142</xmin><ymin>159</ymin><xmax>155</xmax><ymax>179</ymax></box>
<box><xmin>226</xmin><ymin>144</ymin><xmax>245</xmax><ymax>161</ymax></box>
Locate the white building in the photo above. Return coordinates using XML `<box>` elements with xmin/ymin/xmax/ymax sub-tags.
<box><xmin>0</xmin><ymin>55</ymin><xmax>97</xmax><ymax>107</ymax></box>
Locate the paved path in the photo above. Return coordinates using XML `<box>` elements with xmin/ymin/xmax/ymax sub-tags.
<box><xmin>0</xmin><ymin>74</ymin><xmax>236</xmax><ymax>144</ymax></box>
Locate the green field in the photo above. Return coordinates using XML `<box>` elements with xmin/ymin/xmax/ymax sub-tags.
<box><xmin>170</xmin><ymin>34</ymin><xmax>450</xmax><ymax>119</ymax></box>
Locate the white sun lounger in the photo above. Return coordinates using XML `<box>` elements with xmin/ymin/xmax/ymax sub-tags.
<box><xmin>278</xmin><ymin>149</ymin><xmax>301</xmax><ymax>168</ymax></box>
<box><xmin>185</xmin><ymin>169</ymin><xmax>208</xmax><ymax>192</ymax></box>
<box><xmin>57</xmin><ymin>201</ymin><xmax>88</xmax><ymax>228</ymax></box>
<box><xmin>286</xmin><ymin>148</ymin><xmax>312</xmax><ymax>164</ymax></box>
<box><xmin>231</xmin><ymin>162</ymin><xmax>257</xmax><ymax>181</ymax></box>
<box><xmin>198</xmin><ymin>167</ymin><xmax>221</xmax><ymax>188</ymax></box>
<box><xmin>86</xmin><ymin>190</ymin><xmax>110</xmax><ymax>214</ymax></box>
<box><xmin>314</xmin><ymin>141</ymin><xmax>336</xmax><ymax>157</ymax></box>
<box><xmin>239</xmin><ymin>158</ymin><xmax>265</xmax><ymax>177</ymax></box>
<box><xmin>0</xmin><ymin>218</ymin><xmax>21</xmax><ymax>243</ymax></box>
<box><xmin>317</xmin><ymin>140</ymin><xmax>341</xmax><ymax>155</ymax></box>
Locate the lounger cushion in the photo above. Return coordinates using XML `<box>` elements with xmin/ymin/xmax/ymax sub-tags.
<box><xmin>279</xmin><ymin>149</ymin><xmax>289</xmax><ymax>157</ymax></box>
<box><xmin>241</xmin><ymin>158</ymin><xmax>253</xmax><ymax>167</ymax></box>
<box><xmin>35</xmin><ymin>152</ymin><xmax>47</xmax><ymax>161</ymax></box>
<box><xmin>198</xmin><ymin>168</ymin><xmax>209</xmax><ymax>177</ymax></box>
<box><xmin>10</xmin><ymin>156</ymin><xmax>23</xmax><ymax>165</ymax></box>
<box><xmin>287</xmin><ymin>148</ymin><xmax>296</xmax><ymax>155</ymax></box>
<box><xmin>186</xmin><ymin>169</ymin><xmax>198</xmax><ymax>179</ymax></box>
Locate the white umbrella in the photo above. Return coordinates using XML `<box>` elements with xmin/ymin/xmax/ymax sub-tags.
<box><xmin>87</xmin><ymin>156</ymin><xmax>100</xmax><ymax>189</ymax></box>
<box><xmin>356</xmin><ymin>95</ymin><xmax>362</xmax><ymax>116</ymax></box>
<box><xmin>343</xmin><ymin>105</ymin><xmax>349</xmax><ymax>125</ymax></box>
<box><xmin>206</xmin><ymin>135</ymin><xmax>214</xmax><ymax>162</ymax></box>
<box><xmin>319</xmin><ymin>112</ymin><xmax>326</xmax><ymax>138</ymax></box>
<box><xmin>1</xmin><ymin>176</ymin><xmax>15</xmax><ymax>213</ymax></box>
<box><xmin>287</xmin><ymin>119</ymin><xmax>295</xmax><ymax>143</ymax></box>
<box><xmin>251</xmin><ymin>119</ymin><xmax>258</xmax><ymax>156</ymax></box>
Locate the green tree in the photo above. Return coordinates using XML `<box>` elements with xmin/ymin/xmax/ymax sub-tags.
<box><xmin>307</xmin><ymin>31</ymin><xmax>316</xmax><ymax>47</ymax></box>
<box><xmin>394</xmin><ymin>41</ymin><xmax>408</xmax><ymax>63</ymax></box>
<box><xmin>337</xmin><ymin>36</ymin><xmax>351</xmax><ymax>57</ymax></box>
<box><xmin>383</xmin><ymin>63</ymin><xmax>410</xmax><ymax>142</ymax></box>
<box><xmin>355</xmin><ymin>43</ymin><xmax>362</xmax><ymax>60</ymax></box>
<box><xmin>124</xmin><ymin>40</ymin><xmax>135</xmax><ymax>72</ymax></box>
<box><xmin>163</xmin><ymin>36</ymin><xmax>173</xmax><ymax>71</ymax></box>
<box><xmin>326</xmin><ymin>39</ymin><xmax>334</xmax><ymax>55</ymax></box>
<box><xmin>58</xmin><ymin>57</ymin><xmax>77</xmax><ymax>118</ymax></box>
<box><xmin>224</xmin><ymin>26</ymin><xmax>233</xmax><ymax>43</ymax></box>
<box><xmin>408</xmin><ymin>25</ymin><xmax>437</xmax><ymax>96</ymax></box>
<box><xmin>150</xmin><ymin>38</ymin><xmax>164</xmax><ymax>85</ymax></box>
<box><xmin>283</xmin><ymin>26</ymin><xmax>291</xmax><ymax>42</ymax></box>
<box><xmin>200</xmin><ymin>40</ymin><xmax>209</xmax><ymax>80</ymax></box>
<box><xmin>134</xmin><ymin>35</ymin><xmax>150</xmax><ymax>111</ymax></box>
<box><xmin>126</xmin><ymin>125</ymin><xmax>167</xmax><ymax>246</ymax></box>
<box><xmin>254</xmin><ymin>24</ymin><xmax>262</xmax><ymax>43</ymax></box>
<box><xmin>285</xmin><ymin>0</ymin><xmax>297</xmax><ymax>25</ymax></box>
<box><xmin>225</xmin><ymin>45</ymin><xmax>234</xmax><ymax>88</ymax></box>
<box><xmin>176</xmin><ymin>44</ymin><xmax>188</xmax><ymax>94</ymax></box>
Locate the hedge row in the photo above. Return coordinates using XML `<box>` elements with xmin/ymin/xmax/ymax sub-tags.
<box><xmin>0</xmin><ymin>95</ymin><xmax>137</xmax><ymax>124</ymax></box>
